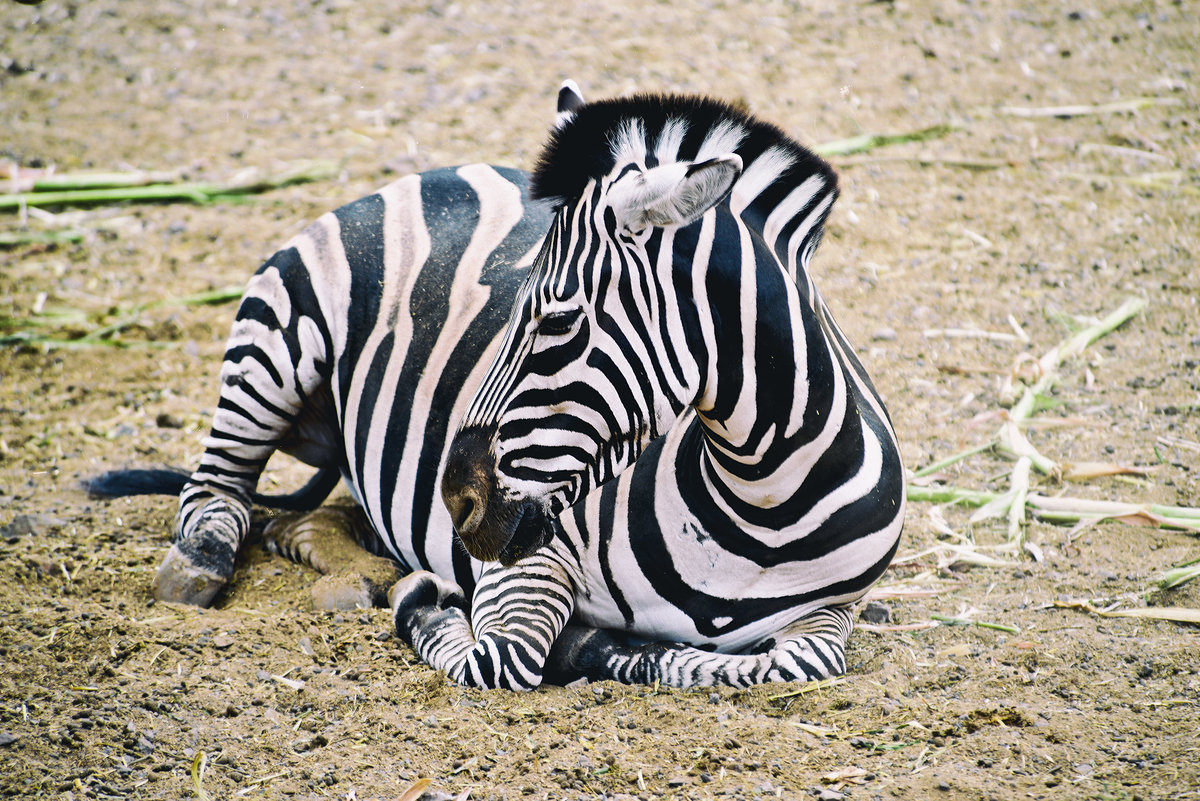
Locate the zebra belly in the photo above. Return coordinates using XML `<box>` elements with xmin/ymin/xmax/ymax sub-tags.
<box><xmin>560</xmin><ymin>420</ymin><xmax>901</xmax><ymax>654</ymax></box>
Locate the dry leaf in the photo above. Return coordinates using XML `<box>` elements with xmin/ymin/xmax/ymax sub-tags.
<box><xmin>937</xmin><ymin>643</ymin><xmax>974</xmax><ymax>658</ymax></box>
<box><xmin>791</xmin><ymin>721</ymin><xmax>838</xmax><ymax>737</ymax></box>
<box><xmin>1054</xmin><ymin>600</ymin><xmax>1200</xmax><ymax>625</ymax></box>
<box><xmin>1099</xmin><ymin>607</ymin><xmax>1200</xmax><ymax>625</ymax></box>
<box><xmin>821</xmin><ymin>766</ymin><xmax>871</xmax><ymax>785</ymax></box>
<box><xmin>1062</xmin><ymin>461</ymin><xmax>1155</xmax><ymax>481</ymax></box>
<box><xmin>393</xmin><ymin>778</ymin><xmax>433</xmax><ymax>801</ymax></box>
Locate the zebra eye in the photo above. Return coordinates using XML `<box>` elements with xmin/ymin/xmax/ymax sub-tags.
<box><xmin>537</xmin><ymin>308</ymin><xmax>582</xmax><ymax>338</ymax></box>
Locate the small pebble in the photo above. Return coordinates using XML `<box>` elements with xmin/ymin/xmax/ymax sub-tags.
<box><xmin>0</xmin><ymin>516</ymin><xmax>38</xmax><ymax>539</ymax></box>
<box><xmin>871</xmin><ymin>326</ymin><xmax>898</xmax><ymax>342</ymax></box>
<box><xmin>860</xmin><ymin>600</ymin><xmax>892</xmax><ymax>624</ymax></box>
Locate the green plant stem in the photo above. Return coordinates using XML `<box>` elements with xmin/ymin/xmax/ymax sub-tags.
<box><xmin>0</xmin><ymin>160</ymin><xmax>338</xmax><ymax>211</ymax></box>
<box><xmin>998</xmin><ymin>97</ymin><xmax>1181</xmax><ymax>118</ymax></box>
<box><xmin>912</xmin><ymin>441</ymin><xmax>997</xmax><ymax>478</ymax></box>
<box><xmin>814</xmin><ymin>125</ymin><xmax>960</xmax><ymax>157</ymax></box>
<box><xmin>930</xmin><ymin>613</ymin><xmax>1020</xmax><ymax>634</ymax></box>
<box><xmin>0</xmin><ymin>183</ymin><xmax>226</xmax><ymax>209</ymax></box>
<box><xmin>906</xmin><ymin>485</ymin><xmax>999</xmax><ymax>508</ymax></box>
<box><xmin>2</xmin><ymin>284</ymin><xmax>245</xmax><ymax>349</ymax></box>
<box><xmin>0</xmin><ymin>229</ymin><xmax>87</xmax><ymax>247</ymax></box>
<box><xmin>907</xmin><ymin>484</ymin><xmax>1200</xmax><ymax>533</ymax></box>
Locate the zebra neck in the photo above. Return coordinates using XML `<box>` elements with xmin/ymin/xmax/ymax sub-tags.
<box><xmin>726</xmin><ymin>145</ymin><xmax>838</xmax><ymax>299</ymax></box>
<box><xmin>691</xmin><ymin>347</ymin><xmax>851</xmax><ymax>515</ymax></box>
<box><xmin>678</xmin><ymin>203</ymin><xmax>854</xmax><ymax>516</ymax></box>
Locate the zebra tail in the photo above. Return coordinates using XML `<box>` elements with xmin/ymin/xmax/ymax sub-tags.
<box><xmin>83</xmin><ymin>467</ymin><xmax>340</xmax><ymax>513</ymax></box>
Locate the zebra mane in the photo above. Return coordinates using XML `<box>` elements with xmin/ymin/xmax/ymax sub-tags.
<box><xmin>529</xmin><ymin>93</ymin><xmax>837</xmax><ymax>223</ymax></box>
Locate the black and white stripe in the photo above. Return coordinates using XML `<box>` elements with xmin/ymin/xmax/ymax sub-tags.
<box><xmin>96</xmin><ymin>84</ymin><xmax>905</xmax><ymax>689</ymax></box>
<box><xmin>152</xmin><ymin>164</ymin><xmax>552</xmax><ymax>605</ymax></box>
<box><xmin>414</xmin><ymin>88</ymin><xmax>905</xmax><ymax>688</ymax></box>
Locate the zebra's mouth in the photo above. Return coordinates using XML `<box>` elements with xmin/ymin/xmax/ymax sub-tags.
<box><xmin>496</xmin><ymin>501</ymin><xmax>554</xmax><ymax>566</ymax></box>
<box><xmin>442</xmin><ymin>423</ymin><xmax>557</xmax><ymax>565</ymax></box>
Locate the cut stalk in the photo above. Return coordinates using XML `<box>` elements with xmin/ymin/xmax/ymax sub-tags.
<box><xmin>0</xmin><ymin>160</ymin><xmax>338</xmax><ymax>211</ymax></box>
<box><xmin>1007</xmin><ymin>457</ymin><xmax>1032</xmax><ymax>544</ymax></box>
<box><xmin>911</xmin><ymin>440</ymin><xmax>997</xmax><ymax>478</ymax></box>
<box><xmin>998</xmin><ymin>98</ymin><xmax>1181</xmax><ymax>118</ymax></box>
<box><xmin>814</xmin><ymin>124</ymin><xmax>960</xmax><ymax>157</ymax></box>
<box><xmin>21</xmin><ymin>170</ymin><xmax>181</xmax><ymax>192</ymax></box>
<box><xmin>906</xmin><ymin>484</ymin><xmax>1200</xmax><ymax>533</ymax></box>
<box><xmin>1155</xmin><ymin>563</ymin><xmax>1200</xmax><ymax>591</ymax></box>
<box><xmin>906</xmin><ymin>485</ymin><xmax>1000</xmax><ymax>508</ymax></box>
<box><xmin>995</xmin><ymin>296</ymin><xmax>1147</xmax><ymax>476</ymax></box>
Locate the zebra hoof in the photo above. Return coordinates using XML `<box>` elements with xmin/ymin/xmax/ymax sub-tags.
<box><xmin>151</xmin><ymin>538</ymin><xmax>234</xmax><ymax>607</ymax></box>
<box><xmin>545</xmin><ymin>625</ymin><xmax>621</xmax><ymax>684</ymax></box>
<box><xmin>311</xmin><ymin>572</ymin><xmax>378</xmax><ymax>611</ymax></box>
<box><xmin>388</xmin><ymin>570</ymin><xmax>466</xmax><ymax>640</ymax></box>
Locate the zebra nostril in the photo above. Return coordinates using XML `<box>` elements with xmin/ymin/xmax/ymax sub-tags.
<box><xmin>446</xmin><ymin>486</ymin><xmax>485</xmax><ymax>535</ymax></box>
<box><xmin>442</xmin><ymin>424</ymin><xmax>497</xmax><ymax>538</ymax></box>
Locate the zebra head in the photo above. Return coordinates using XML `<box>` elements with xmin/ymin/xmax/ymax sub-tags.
<box><xmin>442</xmin><ymin>85</ymin><xmax>747</xmax><ymax>565</ymax></box>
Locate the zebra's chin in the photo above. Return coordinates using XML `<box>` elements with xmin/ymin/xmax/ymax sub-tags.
<box><xmin>496</xmin><ymin>501</ymin><xmax>555</xmax><ymax>566</ymax></box>
<box><xmin>457</xmin><ymin>498</ymin><xmax>554</xmax><ymax>567</ymax></box>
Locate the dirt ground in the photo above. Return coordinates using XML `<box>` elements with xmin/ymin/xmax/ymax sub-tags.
<box><xmin>2</xmin><ymin>1</ymin><xmax>1198</xmax><ymax>799</ymax></box>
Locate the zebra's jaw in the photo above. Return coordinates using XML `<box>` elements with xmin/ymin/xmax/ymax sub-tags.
<box><xmin>495</xmin><ymin>501</ymin><xmax>554</xmax><ymax>566</ymax></box>
<box><xmin>455</xmin><ymin>492</ymin><xmax>553</xmax><ymax>566</ymax></box>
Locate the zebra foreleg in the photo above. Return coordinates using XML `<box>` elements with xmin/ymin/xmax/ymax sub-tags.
<box><xmin>264</xmin><ymin>504</ymin><xmax>402</xmax><ymax>610</ymax></box>
<box><xmin>546</xmin><ymin>605</ymin><xmax>856</xmax><ymax>688</ymax></box>
<box><xmin>389</xmin><ymin>555</ymin><xmax>575</xmax><ymax>691</ymax></box>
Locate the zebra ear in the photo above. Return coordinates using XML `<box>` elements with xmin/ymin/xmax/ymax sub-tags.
<box><xmin>610</xmin><ymin>154</ymin><xmax>743</xmax><ymax>231</ymax></box>
<box><xmin>555</xmin><ymin>80</ymin><xmax>585</xmax><ymax>129</ymax></box>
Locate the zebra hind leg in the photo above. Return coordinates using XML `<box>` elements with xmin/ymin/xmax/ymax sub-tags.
<box><xmin>545</xmin><ymin>605</ymin><xmax>856</xmax><ymax>688</ymax></box>
<box><xmin>154</xmin><ymin>491</ymin><xmax>250</xmax><ymax>607</ymax></box>
<box><xmin>264</xmin><ymin>504</ymin><xmax>403</xmax><ymax>610</ymax></box>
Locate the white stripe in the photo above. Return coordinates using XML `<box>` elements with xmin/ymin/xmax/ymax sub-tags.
<box><xmin>348</xmin><ymin>177</ymin><xmax>429</xmax><ymax>560</ymax></box>
<box><xmin>609</xmin><ymin>118</ymin><xmax>647</xmax><ymax>165</ymax></box>
<box><xmin>784</xmin><ymin>192</ymin><xmax>834</xmax><ymax>280</ymax></box>
<box><xmin>695</xmin><ymin>118</ymin><xmax>747</xmax><ymax>162</ymax></box>
<box><xmin>655</xmin><ymin>117</ymin><xmax>689</xmax><ymax>164</ymax></box>
<box><xmin>393</xmin><ymin>164</ymin><xmax>525</xmax><ymax>573</ymax></box>
<box><xmin>763</xmin><ymin>174</ymin><xmax>825</xmax><ymax>254</ymax></box>
<box><xmin>729</xmin><ymin>146</ymin><xmax>796</xmax><ymax>216</ymax></box>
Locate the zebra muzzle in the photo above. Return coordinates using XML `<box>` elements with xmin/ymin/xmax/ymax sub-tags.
<box><xmin>442</xmin><ymin>425</ymin><xmax>554</xmax><ymax>565</ymax></box>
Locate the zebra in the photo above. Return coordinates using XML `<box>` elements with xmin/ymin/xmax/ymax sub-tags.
<box><xmin>89</xmin><ymin>82</ymin><xmax>905</xmax><ymax>689</ymax></box>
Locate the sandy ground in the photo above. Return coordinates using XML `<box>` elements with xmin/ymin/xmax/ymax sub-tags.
<box><xmin>1</xmin><ymin>1</ymin><xmax>1198</xmax><ymax>799</ymax></box>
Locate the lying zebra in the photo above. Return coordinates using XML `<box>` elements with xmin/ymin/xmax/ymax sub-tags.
<box><xmin>90</xmin><ymin>82</ymin><xmax>905</xmax><ymax>689</ymax></box>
